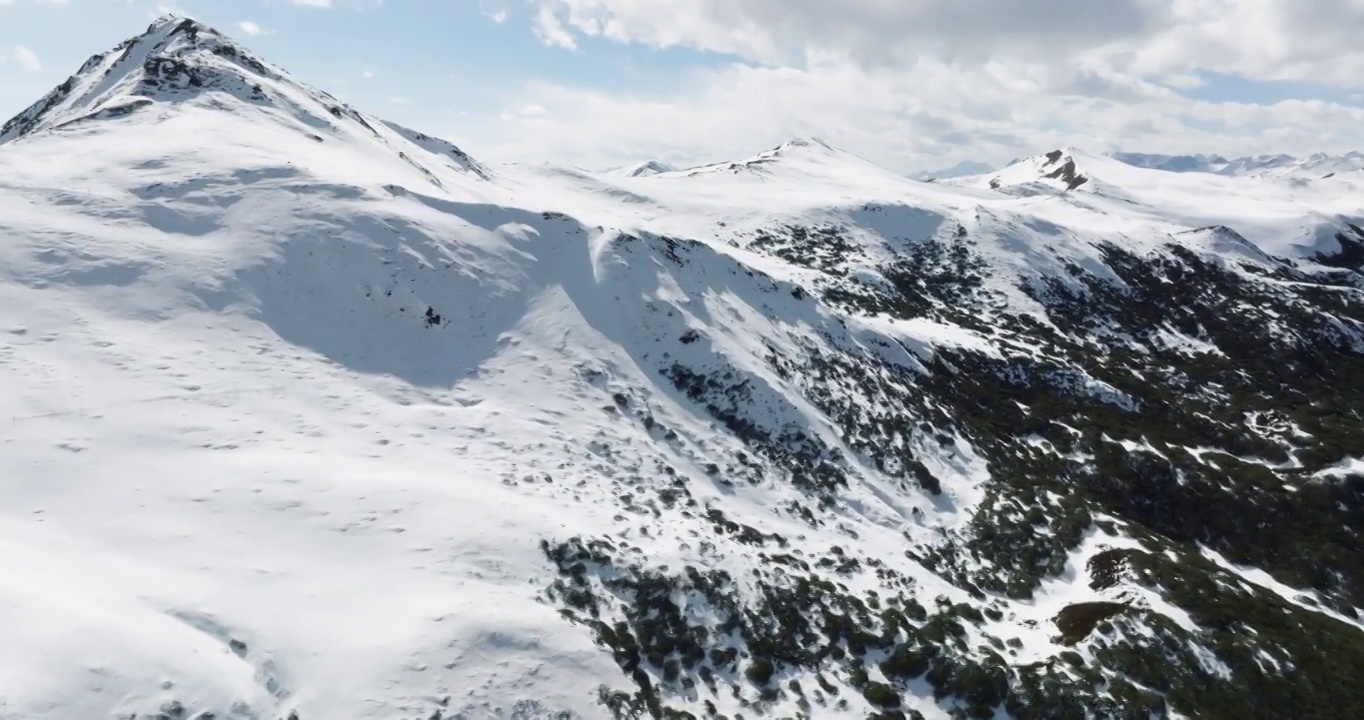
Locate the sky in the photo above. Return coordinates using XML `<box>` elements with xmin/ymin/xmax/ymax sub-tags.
<box><xmin>2</xmin><ymin>0</ymin><xmax>1364</xmax><ymax>174</ymax></box>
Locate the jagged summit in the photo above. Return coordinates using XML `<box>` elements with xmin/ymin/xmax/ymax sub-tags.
<box><xmin>0</xmin><ymin>15</ymin><xmax>487</xmax><ymax>178</ymax></box>
<box><xmin>1</xmin><ymin>15</ymin><xmax>277</xmax><ymax>143</ymax></box>
<box><xmin>617</xmin><ymin>159</ymin><xmax>677</xmax><ymax>177</ymax></box>
<box><xmin>956</xmin><ymin>147</ymin><xmax>1100</xmax><ymax>193</ymax></box>
<box><xmin>1028</xmin><ymin>147</ymin><xmax>1093</xmax><ymax>190</ymax></box>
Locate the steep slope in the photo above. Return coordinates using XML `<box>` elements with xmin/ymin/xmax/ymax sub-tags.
<box><xmin>3</xmin><ymin>18</ymin><xmax>1364</xmax><ymax>720</ymax></box>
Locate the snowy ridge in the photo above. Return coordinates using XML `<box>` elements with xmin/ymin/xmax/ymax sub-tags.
<box><xmin>2</xmin><ymin>17</ymin><xmax>1364</xmax><ymax>720</ymax></box>
<box><xmin>665</xmin><ymin>136</ymin><xmax>890</xmax><ymax>181</ymax></box>
<box><xmin>613</xmin><ymin>159</ymin><xmax>677</xmax><ymax>178</ymax></box>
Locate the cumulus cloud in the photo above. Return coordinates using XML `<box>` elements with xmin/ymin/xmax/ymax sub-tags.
<box><xmin>286</xmin><ymin>0</ymin><xmax>386</xmax><ymax>7</ymax></box>
<box><xmin>452</xmin><ymin>0</ymin><xmax>1364</xmax><ymax>173</ymax></box>
<box><xmin>470</xmin><ymin>60</ymin><xmax>1360</xmax><ymax>170</ymax></box>
<box><xmin>237</xmin><ymin>21</ymin><xmax>273</xmax><ymax>36</ymax></box>
<box><xmin>531</xmin><ymin>0</ymin><xmax>1164</xmax><ymax>67</ymax></box>
<box><xmin>10</xmin><ymin>45</ymin><xmax>41</xmax><ymax>72</ymax></box>
<box><xmin>528</xmin><ymin>0</ymin><xmax>1364</xmax><ymax>85</ymax></box>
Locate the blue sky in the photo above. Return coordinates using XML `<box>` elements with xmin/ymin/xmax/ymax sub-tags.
<box><xmin>0</xmin><ymin>1</ymin><xmax>716</xmax><ymax>121</ymax></box>
<box><xmin>2</xmin><ymin>0</ymin><xmax>1363</xmax><ymax>173</ymax></box>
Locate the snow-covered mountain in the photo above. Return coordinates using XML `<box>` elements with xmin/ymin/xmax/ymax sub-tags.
<box><xmin>3</xmin><ymin>17</ymin><xmax>1363</xmax><ymax>720</ymax></box>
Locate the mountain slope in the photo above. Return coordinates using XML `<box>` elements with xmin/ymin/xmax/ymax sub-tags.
<box><xmin>2</xmin><ymin>17</ymin><xmax>1363</xmax><ymax>720</ymax></box>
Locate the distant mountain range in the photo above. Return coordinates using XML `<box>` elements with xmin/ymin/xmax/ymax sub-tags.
<box><xmin>1111</xmin><ymin>151</ymin><xmax>1364</xmax><ymax>178</ymax></box>
<box><xmin>908</xmin><ymin>160</ymin><xmax>998</xmax><ymax>181</ymax></box>
<box><xmin>913</xmin><ymin>150</ymin><xmax>1364</xmax><ymax>182</ymax></box>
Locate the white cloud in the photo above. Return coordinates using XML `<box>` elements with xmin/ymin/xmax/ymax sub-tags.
<box><xmin>532</xmin><ymin>0</ymin><xmax>1162</xmax><ymax>68</ymax></box>
<box><xmin>5</xmin><ymin>0</ymin><xmax>1358</xmax><ymax>174</ymax></box>
<box><xmin>528</xmin><ymin>0</ymin><xmax>1364</xmax><ymax>87</ymax></box>
<box><xmin>10</xmin><ymin>45</ymin><xmax>41</xmax><ymax>72</ymax></box>
<box><xmin>532</xmin><ymin>2</ymin><xmax>578</xmax><ymax>49</ymax></box>
<box><xmin>152</xmin><ymin>5</ymin><xmax>185</xmax><ymax>20</ymax></box>
<box><xmin>440</xmin><ymin>0</ymin><xmax>1364</xmax><ymax>172</ymax></box>
<box><xmin>237</xmin><ymin>21</ymin><xmax>273</xmax><ymax>36</ymax></box>
<box><xmin>479</xmin><ymin>0</ymin><xmax>510</xmax><ymax>23</ymax></box>
<box><xmin>457</xmin><ymin>54</ymin><xmax>1364</xmax><ymax>174</ymax></box>
<box><xmin>285</xmin><ymin>0</ymin><xmax>387</xmax><ymax>7</ymax></box>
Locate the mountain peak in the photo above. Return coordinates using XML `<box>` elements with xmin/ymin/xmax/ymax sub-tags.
<box><xmin>776</xmin><ymin>135</ymin><xmax>835</xmax><ymax>152</ymax></box>
<box><xmin>0</xmin><ymin>17</ymin><xmax>488</xmax><ymax>180</ymax></box>
<box><xmin>758</xmin><ymin>136</ymin><xmax>857</xmax><ymax>163</ymax></box>
<box><xmin>619</xmin><ymin>159</ymin><xmax>677</xmax><ymax>177</ymax></box>
<box><xmin>674</xmin><ymin>135</ymin><xmax>879</xmax><ymax>178</ymax></box>
<box><xmin>2</xmin><ymin>16</ymin><xmax>304</xmax><ymax>144</ymax></box>
<box><xmin>942</xmin><ymin>147</ymin><xmax>1113</xmax><ymax>193</ymax></box>
<box><xmin>147</xmin><ymin>11</ymin><xmax>192</xmax><ymax>28</ymax></box>
<box><xmin>1002</xmin><ymin>147</ymin><xmax>1094</xmax><ymax>190</ymax></box>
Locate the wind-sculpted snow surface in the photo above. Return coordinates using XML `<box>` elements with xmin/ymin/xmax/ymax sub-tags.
<box><xmin>2</xmin><ymin>16</ymin><xmax>1363</xmax><ymax>720</ymax></box>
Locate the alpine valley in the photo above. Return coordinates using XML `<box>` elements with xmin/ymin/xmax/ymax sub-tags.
<box><xmin>2</xmin><ymin>16</ymin><xmax>1362</xmax><ymax>720</ymax></box>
